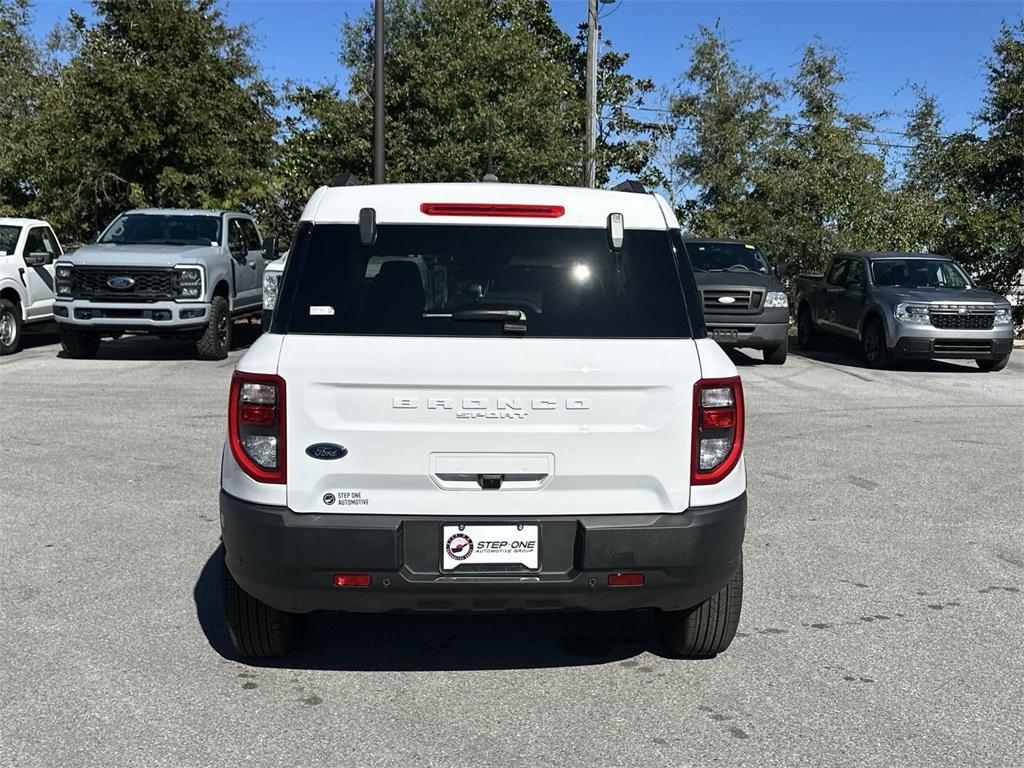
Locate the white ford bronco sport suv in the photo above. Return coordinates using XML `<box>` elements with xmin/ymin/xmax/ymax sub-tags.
<box><xmin>220</xmin><ymin>182</ymin><xmax>747</xmax><ymax>659</ymax></box>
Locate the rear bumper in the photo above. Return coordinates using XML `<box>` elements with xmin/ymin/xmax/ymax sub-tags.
<box><xmin>893</xmin><ymin>335</ymin><xmax>1013</xmax><ymax>360</ymax></box>
<box><xmin>220</xmin><ymin>490</ymin><xmax>747</xmax><ymax>614</ymax></box>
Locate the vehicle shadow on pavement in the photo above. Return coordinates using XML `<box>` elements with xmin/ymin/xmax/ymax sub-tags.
<box><xmin>787</xmin><ymin>341</ymin><xmax>984</xmax><ymax>373</ymax></box>
<box><xmin>194</xmin><ymin>546</ymin><xmax>670</xmax><ymax>670</ymax></box>
<box><xmin>55</xmin><ymin>320</ymin><xmax>263</xmax><ymax>361</ymax></box>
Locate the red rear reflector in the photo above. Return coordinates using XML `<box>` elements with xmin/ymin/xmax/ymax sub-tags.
<box><xmin>608</xmin><ymin>572</ymin><xmax>645</xmax><ymax>587</ymax></box>
<box><xmin>701</xmin><ymin>407</ymin><xmax>736</xmax><ymax>429</ymax></box>
<box><xmin>239</xmin><ymin>403</ymin><xmax>277</xmax><ymax>426</ymax></box>
<box><xmin>333</xmin><ymin>573</ymin><xmax>372</xmax><ymax>587</ymax></box>
<box><xmin>420</xmin><ymin>203</ymin><xmax>565</xmax><ymax>218</ymax></box>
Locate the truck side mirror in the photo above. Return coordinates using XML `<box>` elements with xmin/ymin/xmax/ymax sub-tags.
<box><xmin>90</xmin><ymin>230</ymin><xmax>101</xmax><ymax>243</ymax></box>
<box><xmin>261</xmin><ymin>236</ymin><xmax>278</xmax><ymax>260</ymax></box>
<box><xmin>24</xmin><ymin>252</ymin><xmax>49</xmax><ymax>267</ymax></box>
<box><xmin>773</xmin><ymin>261</ymin><xmax>791</xmax><ymax>278</ymax></box>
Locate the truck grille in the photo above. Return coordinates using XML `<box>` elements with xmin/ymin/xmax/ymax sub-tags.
<box><xmin>930</xmin><ymin>310</ymin><xmax>994</xmax><ymax>330</ymax></box>
<box><xmin>72</xmin><ymin>267</ymin><xmax>177</xmax><ymax>302</ymax></box>
<box><xmin>701</xmin><ymin>288</ymin><xmax>764</xmax><ymax>315</ymax></box>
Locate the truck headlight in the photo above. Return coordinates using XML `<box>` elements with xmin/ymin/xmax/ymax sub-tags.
<box><xmin>175</xmin><ymin>266</ymin><xmax>204</xmax><ymax>300</ymax></box>
<box><xmin>895</xmin><ymin>303</ymin><xmax>931</xmax><ymax>324</ymax></box>
<box><xmin>55</xmin><ymin>264</ymin><xmax>74</xmax><ymax>296</ymax></box>
<box><xmin>764</xmin><ymin>291</ymin><xmax>788</xmax><ymax>308</ymax></box>
<box><xmin>263</xmin><ymin>272</ymin><xmax>281</xmax><ymax>310</ymax></box>
<box><xmin>994</xmin><ymin>307</ymin><xmax>1012</xmax><ymax>325</ymax></box>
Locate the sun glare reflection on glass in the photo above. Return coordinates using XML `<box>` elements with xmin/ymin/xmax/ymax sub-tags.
<box><xmin>571</xmin><ymin>263</ymin><xmax>592</xmax><ymax>283</ymax></box>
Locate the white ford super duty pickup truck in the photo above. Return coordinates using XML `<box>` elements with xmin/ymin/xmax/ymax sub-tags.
<box><xmin>0</xmin><ymin>217</ymin><xmax>64</xmax><ymax>355</ymax></box>
<box><xmin>220</xmin><ymin>181</ymin><xmax>747</xmax><ymax>659</ymax></box>
<box><xmin>53</xmin><ymin>208</ymin><xmax>276</xmax><ymax>360</ymax></box>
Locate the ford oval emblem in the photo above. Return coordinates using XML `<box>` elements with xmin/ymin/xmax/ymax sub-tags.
<box><xmin>305</xmin><ymin>443</ymin><xmax>348</xmax><ymax>460</ymax></box>
<box><xmin>718</xmin><ymin>296</ymin><xmax>736</xmax><ymax>304</ymax></box>
<box><xmin>106</xmin><ymin>276</ymin><xmax>135</xmax><ymax>290</ymax></box>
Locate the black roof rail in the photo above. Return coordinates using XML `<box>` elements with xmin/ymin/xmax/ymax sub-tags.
<box><xmin>331</xmin><ymin>172</ymin><xmax>361</xmax><ymax>187</ymax></box>
<box><xmin>610</xmin><ymin>179</ymin><xmax>647</xmax><ymax>194</ymax></box>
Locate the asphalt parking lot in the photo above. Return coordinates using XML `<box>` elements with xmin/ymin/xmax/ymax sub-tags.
<box><xmin>2</xmin><ymin>326</ymin><xmax>1022</xmax><ymax>768</ymax></box>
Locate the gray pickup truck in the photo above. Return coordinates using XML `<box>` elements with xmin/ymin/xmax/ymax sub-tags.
<box><xmin>54</xmin><ymin>209</ymin><xmax>277</xmax><ymax>360</ymax></box>
<box><xmin>795</xmin><ymin>251</ymin><xmax>1014</xmax><ymax>371</ymax></box>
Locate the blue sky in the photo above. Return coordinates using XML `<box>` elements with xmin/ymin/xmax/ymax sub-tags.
<box><xmin>29</xmin><ymin>0</ymin><xmax>1022</xmax><ymax>138</ymax></box>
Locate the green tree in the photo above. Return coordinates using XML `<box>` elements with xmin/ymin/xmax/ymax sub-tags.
<box><xmin>27</xmin><ymin>0</ymin><xmax>277</xmax><ymax>239</ymax></box>
<box><xmin>0</xmin><ymin>0</ymin><xmax>45</xmax><ymax>213</ymax></box>
<box><xmin>669</xmin><ymin>25</ymin><xmax>780</xmax><ymax>236</ymax></box>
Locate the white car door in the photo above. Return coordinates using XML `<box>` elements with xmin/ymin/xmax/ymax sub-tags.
<box><xmin>21</xmin><ymin>225</ymin><xmax>61</xmax><ymax>320</ymax></box>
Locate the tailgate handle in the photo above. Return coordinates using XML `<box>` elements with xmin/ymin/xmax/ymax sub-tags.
<box><xmin>435</xmin><ymin>472</ymin><xmax>548</xmax><ymax>490</ymax></box>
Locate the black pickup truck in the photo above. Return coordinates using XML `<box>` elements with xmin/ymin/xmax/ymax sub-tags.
<box><xmin>683</xmin><ymin>238</ymin><xmax>791</xmax><ymax>364</ymax></box>
<box><xmin>794</xmin><ymin>251</ymin><xmax>1014</xmax><ymax>370</ymax></box>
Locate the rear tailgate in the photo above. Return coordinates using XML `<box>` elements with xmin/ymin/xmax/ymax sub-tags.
<box><xmin>280</xmin><ymin>335</ymin><xmax>701</xmax><ymax>516</ymax></box>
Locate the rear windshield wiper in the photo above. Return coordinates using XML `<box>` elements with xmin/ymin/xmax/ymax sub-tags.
<box><xmin>423</xmin><ymin>309</ymin><xmax>527</xmax><ymax>334</ymax></box>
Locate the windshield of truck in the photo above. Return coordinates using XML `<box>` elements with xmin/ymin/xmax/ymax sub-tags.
<box><xmin>685</xmin><ymin>241</ymin><xmax>770</xmax><ymax>274</ymax></box>
<box><xmin>99</xmin><ymin>214</ymin><xmax>221</xmax><ymax>246</ymax></box>
<box><xmin>274</xmin><ymin>224</ymin><xmax>697</xmax><ymax>338</ymax></box>
<box><xmin>871</xmin><ymin>258</ymin><xmax>972</xmax><ymax>289</ymax></box>
<box><xmin>0</xmin><ymin>225</ymin><xmax>21</xmax><ymax>256</ymax></box>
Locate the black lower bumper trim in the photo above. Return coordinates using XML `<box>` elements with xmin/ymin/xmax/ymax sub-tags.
<box><xmin>894</xmin><ymin>336</ymin><xmax>1013</xmax><ymax>359</ymax></box>
<box><xmin>220</xmin><ymin>491</ymin><xmax>747</xmax><ymax>614</ymax></box>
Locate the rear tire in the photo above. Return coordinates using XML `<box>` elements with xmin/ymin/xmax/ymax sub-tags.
<box><xmin>223</xmin><ymin>558</ymin><xmax>305</xmax><ymax>658</ymax></box>
<box><xmin>657</xmin><ymin>556</ymin><xmax>743</xmax><ymax>659</ymax></box>
<box><xmin>58</xmin><ymin>325</ymin><xmax>101</xmax><ymax>359</ymax></box>
<box><xmin>860</xmin><ymin>318</ymin><xmax>892</xmax><ymax>369</ymax></box>
<box><xmin>0</xmin><ymin>298</ymin><xmax>22</xmax><ymax>355</ymax></box>
<box><xmin>797</xmin><ymin>308</ymin><xmax>820</xmax><ymax>350</ymax></box>
<box><xmin>763</xmin><ymin>336</ymin><xmax>788</xmax><ymax>365</ymax></box>
<box><xmin>196</xmin><ymin>295</ymin><xmax>231</xmax><ymax>360</ymax></box>
<box><xmin>976</xmin><ymin>354</ymin><xmax>1010</xmax><ymax>372</ymax></box>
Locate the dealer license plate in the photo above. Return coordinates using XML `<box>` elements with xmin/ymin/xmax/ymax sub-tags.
<box><xmin>711</xmin><ymin>329</ymin><xmax>739</xmax><ymax>343</ymax></box>
<box><xmin>441</xmin><ymin>524</ymin><xmax>539</xmax><ymax>572</ymax></box>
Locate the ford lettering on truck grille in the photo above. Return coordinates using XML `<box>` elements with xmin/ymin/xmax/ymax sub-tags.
<box><xmin>392</xmin><ymin>396</ymin><xmax>591</xmax><ymax>420</ymax></box>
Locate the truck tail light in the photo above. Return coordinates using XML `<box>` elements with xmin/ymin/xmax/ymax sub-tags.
<box><xmin>692</xmin><ymin>377</ymin><xmax>744</xmax><ymax>485</ymax></box>
<box><xmin>229</xmin><ymin>372</ymin><xmax>286</xmax><ymax>484</ymax></box>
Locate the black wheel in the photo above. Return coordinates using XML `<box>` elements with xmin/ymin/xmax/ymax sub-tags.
<box><xmin>763</xmin><ymin>336</ymin><xmax>788</xmax><ymax>365</ymax></box>
<box><xmin>58</xmin><ymin>325</ymin><xmax>101</xmax><ymax>359</ymax></box>
<box><xmin>976</xmin><ymin>354</ymin><xmax>1010</xmax><ymax>372</ymax></box>
<box><xmin>197</xmin><ymin>295</ymin><xmax>231</xmax><ymax>360</ymax></box>
<box><xmin>0</xmin><ymin>298</ymin><xmax>22</xmax><ymax>355</ymax></box>
<box><xmin>223</xmin><ymin>558</ymin><xmax>305</xmax><ymax>658</ymax></box>
<box><xmin>797</xmin><ymin>307</ymin><xmax>820</xmax><ymax>350</ymax></box>
<box><xmin>860</xmin><ymin>318</ymin><xmax>892</xmax><ymax>369</ymax></box>
<box><xmin>656</xmin><ymin>556</ymin><xmax>743</xmax><ymax>659</ymax></box>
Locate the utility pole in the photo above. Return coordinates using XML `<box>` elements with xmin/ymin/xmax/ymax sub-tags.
<box><xmin>373</xmin><ymin>0</ymin><xmax>385</xmax><ymax>184</ymax></box>
<box><xmin>584</xmin><ymin>0</ymin><xmax>598</xmax><ymax>188</ymax></box>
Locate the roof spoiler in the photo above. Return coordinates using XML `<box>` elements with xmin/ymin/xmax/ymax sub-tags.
<box><xmin>610</xmin><ymin>179</ymin><xmax>647</xmax><ymax>194</ymax></box>
<box><xmin>331</xmin><ymin>172</ymin><xmax>361</xmax><ymax>187</ymax></box>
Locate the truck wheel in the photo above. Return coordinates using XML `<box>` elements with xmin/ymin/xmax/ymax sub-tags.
<box><xmin>197</xmin><ymin>296</ymin><xmax>231</xmax><ymax>360</ymax></box>
<box><xmin>976</xmin><ymin>354</ymin><xmax>1010</xmax><ymax>372</ymax></box>
<box><xmin>58</xmin><ymin>325</ymin><xmax>101</xmax><ymax>359</ymax></box>
<box><xmin>763</xmin><ymin>337</ymin><xmax>788</xmax><ymax>365</ymax></box>
<box><xmin>223</xmin><ymin>559</ymin><xmax>305</xmax><ymax>658</ymax></box>
<box><xmin>656</xmin><ymin>556</ymin><xmax>743</xmax><ymax>659</ymax></box>
<box><xmin>797</xmin><ymin>308</ymin><xmax>820</xmax><ymax>350</ymax></box>
<box><xmin>0</xmin><ymin>298</ymin><xmax>22</xmax><ymax>355</ymax></box>
<box><xmin>860</xmin><ymin>319</ymin><xmax>891</xmax><ymax>369</ymax></box>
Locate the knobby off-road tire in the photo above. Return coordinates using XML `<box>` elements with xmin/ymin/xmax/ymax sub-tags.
<box><xmin>976</xmin><ymin>354</ymin><xmax>1010</xmax><ymax>372</ymax></box>
<box><xmin>797</xmin><ymin>308</ymin><xmax>820</xmax><ymax>350</ymax></box>
<box><xmin>223</xmin><ymin>559</ymin><xmax>306</xmax><ymax>659</ymax></box>
<box><xmin>763</xmin><ymin>336</ymin><xmax>788</xmax><ymax>365</ymax></box>
<box><xmin>58</xmin><ymin>325</ymin><xmax>101</xmax><ymax>359</ymax></box>
<box><xmin>657</xmin><ymin>556</ymin><xmax>743</xmax><ymax>659</ymax></box>
<box><xmin>860</xmin><ymin>318</ymin><xmax>892</xmax><ymax>369</ymax></box>
<box><xmin>196</xmin><ymin>295</ymin><xmax>231</xmax><ymax>360</ymax></box>
<box><xmin>0</xmin><ymin>298</ymin><xmax>22</xmax><ymax>355</ymax></box>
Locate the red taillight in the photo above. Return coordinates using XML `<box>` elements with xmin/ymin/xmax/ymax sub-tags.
<box><xmin>608</xmin><ymin>572</ymin><xmax>645</xmax><ymax>587</ymax></box>
<box><xmin>691</xmin><ymin>376</ymin><xmax>744</xmax><ymax>485</ymax></box>
<box><xmin>228</xmin><ymin>371</ymin><xmax>286</xmax><ymax>484</ymax></box>
<box><xmin>333</xmin><ymin>573</ymin><xmax>372</xmax><ymax>587</ymax></box>
<box><xmin>419</xmin><ymin>203</ymin><xmax>565</xmax><ymax>218</ymax></box>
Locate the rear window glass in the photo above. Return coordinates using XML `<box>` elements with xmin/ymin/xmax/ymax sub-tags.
<box><xmin>274</xmin><ymin>224</ymin><xmax>695</xmax><ymax>338</ymax></box>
